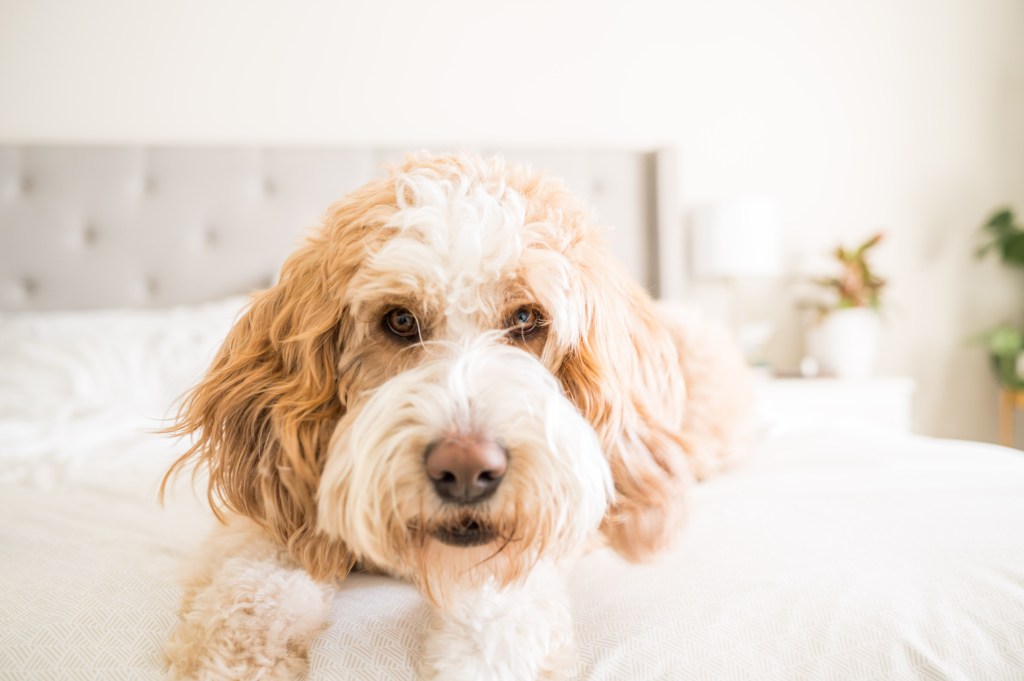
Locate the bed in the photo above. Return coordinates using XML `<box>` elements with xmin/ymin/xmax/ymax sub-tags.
<box><xmin>1</xmin><ymin>145</ymin><xmax>1023</xmax><ymax>681</ymax></box>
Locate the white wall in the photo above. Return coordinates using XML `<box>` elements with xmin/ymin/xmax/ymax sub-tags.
<box><xmin>2</xmin><ymin>0</ymin><xmax>1023</xmax><ymax>441</ymax></box>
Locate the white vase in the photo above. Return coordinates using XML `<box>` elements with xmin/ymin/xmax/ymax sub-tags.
<box><xmin>806</xmin><ymin>308</ymin><xmax>881</xmax><ymax>379</ymax></box>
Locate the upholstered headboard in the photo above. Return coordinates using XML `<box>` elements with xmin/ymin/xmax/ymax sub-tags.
<box><xmin>0</xmin><ymin>146</ymin><xmax>679</xmax><ymax>311</ymax></box>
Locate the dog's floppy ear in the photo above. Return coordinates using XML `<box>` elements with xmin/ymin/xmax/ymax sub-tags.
<box><xmin>162</xmin><ymin>236</ymin><xmax>353</xmax><ymax>580</ymax></box>
<box><xmin>558</xmin><ymin>245</ymin><xmax>694</xmax><ymax>562</ymax></box>
<box><xmin>161</xmin><ymin>179</ymin><xmax>397</xmax><ymax>581</ymax></box>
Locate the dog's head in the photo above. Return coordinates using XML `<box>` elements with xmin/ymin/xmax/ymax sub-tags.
<box><xmin>166</xmin><ymin>153</ymin><xmax>689</xmax><ymax>599</ymax></box>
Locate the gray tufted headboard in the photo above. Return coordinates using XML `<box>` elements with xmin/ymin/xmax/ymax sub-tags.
<box><xmin>0</xmin><ymin>146</ymin><xmax>679</xmax><ymax>311</ymax></box>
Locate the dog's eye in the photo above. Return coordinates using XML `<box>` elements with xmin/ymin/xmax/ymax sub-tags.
<box><xmin>384</xmin><ymin>308</ymin><xmax>419</xmax><ymax>339</ymax></box>
<box><xmin>506</xmin><ymin>306</ymin><xmax>541</xmax><ymax>336</ymax></box>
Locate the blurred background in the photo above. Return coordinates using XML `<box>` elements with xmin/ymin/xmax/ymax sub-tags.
<box><xmin>2</xmin><ymin>0</ymin><xmax>1023</xmax><ymax>443</ymax></box>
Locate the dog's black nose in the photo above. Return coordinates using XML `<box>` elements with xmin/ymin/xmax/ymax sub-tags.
<box><xmin>425</xmin><ymin>434</ymin><xmax>507</xmax><ymax>504</ymax></box>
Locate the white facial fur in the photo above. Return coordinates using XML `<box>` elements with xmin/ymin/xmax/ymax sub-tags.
<box><xmin>316</xmin><ymin>159</ymin><xmax>613</xmax><ymax>596</ymax></box>
<box><xmin>345</xmin><ymin>157</ymin><xmax>583</xmax><ymax>349</ymax></box>
<box><xmin>317</xmin><ymin>337</ymin><xmax>611</xmax><ymax>587</ymax></box>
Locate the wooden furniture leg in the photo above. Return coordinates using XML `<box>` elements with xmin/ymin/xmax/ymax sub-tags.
<box><xmin>1000</xmin><ymin>388</ymin><xmax>1014</xmax><ymax>447</ymax></box>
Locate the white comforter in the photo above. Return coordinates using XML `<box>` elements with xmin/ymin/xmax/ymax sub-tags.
<box><xmin>2</xmin><ymin>300</ymin><xmax>1023</xmax><ymax>680</ymax></box>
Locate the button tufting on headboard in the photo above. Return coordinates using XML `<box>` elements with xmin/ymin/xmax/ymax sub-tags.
<box><xmin>19</xmin><ymin>277</ymin><xmax>38</xmax><ymax>299</ymax></box>
<box><xmin>80</xmin><ymin>223</ymin><xmax>99</xmax><ymax>248</ymax></box>
<box><xmin>0</xmin><ymin>145</ymin><xmax>673</xmax><ymax>310</ymax></box>
<box><xmin>208</xmin><ymin>227</ymin><xmax>220</xmax><ymax>247</ymax></box>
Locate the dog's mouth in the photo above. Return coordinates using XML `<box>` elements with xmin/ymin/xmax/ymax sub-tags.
<box><xmin>431</xmin><ymin>517</ymin><xmax>496</xmax><ymax>547</ymax></box>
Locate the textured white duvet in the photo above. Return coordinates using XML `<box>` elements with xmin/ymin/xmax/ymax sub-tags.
<box><xmin>2</xmin><ymin>301</ymin><xmax>1023</xmax><ymax>680</ymax></box>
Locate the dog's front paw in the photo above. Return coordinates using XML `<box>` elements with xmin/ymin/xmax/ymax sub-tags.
<box><xmin>165</xmin><ymin>558</ymin><xmax>332</xmax><ymax>681</ymax></box>
<box><xmin>420</xmin><ymin>571</ymin><xmax>573</xmax><ymax>681</ymax></box>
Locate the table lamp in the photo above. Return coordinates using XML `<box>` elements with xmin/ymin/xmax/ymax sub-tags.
<box><xmin>689</xmin><ymin>197</ymin><xmax>782</xmax><ymax>369</ymax></box>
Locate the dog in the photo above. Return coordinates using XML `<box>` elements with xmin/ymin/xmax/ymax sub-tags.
<box><xmin>162</xmin><ymin>151</ymin><xmax>751</xmax><ymax>680</ymax></box>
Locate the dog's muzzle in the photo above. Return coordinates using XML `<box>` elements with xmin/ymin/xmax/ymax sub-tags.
<box><xmin>317</xmin><ymin>335</ymin><xmax>613</xmax><ymax>571</ymax></box>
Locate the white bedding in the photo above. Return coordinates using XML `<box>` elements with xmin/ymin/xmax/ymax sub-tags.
<box><xmin>2</xmin><ymin>302</ymin><xmax>1024</xmax><ymax>680</ymax></box>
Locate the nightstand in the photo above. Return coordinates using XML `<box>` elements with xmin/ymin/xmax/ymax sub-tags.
<box><xmin>755</xmin><ymin>376</ymin><xmax>916</xmax><ymax>433</ymax></box>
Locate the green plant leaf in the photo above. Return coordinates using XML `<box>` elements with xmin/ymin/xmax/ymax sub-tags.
<box><xmin>855</xmin><ymin>232</ymin><xmax>883</xmax><ymax>256</ymax></box>
<box><xmin>1001</xmin><ymin>233</ymin><xmax>1024</xmax><ymax>266</ymax></box>
<box><xmin>976</xmin><ymin>207</ymin><xmax>1024</xmax><ymax>265</ymax></box>
<box><xmin>988</xmin><ymin>326</ymin><xmax>1024</xmax><ymax>356</ymax></box>
<box><xmin>810</xmin><ymin>232</ymin><xmax>887</xmax><ymax>313</ymax></box>
<box><xmin>976</xmin><ymin>242</ymin><xmax>998</xmax><ymax>258</ymax></box>
<box><xmin>984</xmin><ymin>209</ymin><xmax>1015</xmax><ymax>234</ymax></box>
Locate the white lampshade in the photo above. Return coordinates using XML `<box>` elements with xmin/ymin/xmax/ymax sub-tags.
<box><xmin>689</xmin><ymin>197</ymin><xmax>782</xmax><ymax>279</ymax></box>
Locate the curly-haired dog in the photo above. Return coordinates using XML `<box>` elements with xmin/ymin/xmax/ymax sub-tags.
<box><xmin>162</xmin><ymin>152</ymin><xmax>751</xmax><ymax>680</ymax></box>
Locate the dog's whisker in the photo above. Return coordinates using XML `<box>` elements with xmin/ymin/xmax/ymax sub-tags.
<box><xmin>483</xmin><ymin>529</ymin><xmax>516</xmax><ymax>565</ymax></box>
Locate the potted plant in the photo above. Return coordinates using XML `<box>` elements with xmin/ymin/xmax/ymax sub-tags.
<box><xmin>977</xmin><ymin>208</ymin><xmax>1024</xmax><ymax>387</ymax></box>
<box><xmin>805</xmin><ymin>233</ymin><xmax>887</xmax><ymax>378</ymax></box>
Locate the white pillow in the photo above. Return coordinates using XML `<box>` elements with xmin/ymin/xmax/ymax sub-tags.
<box><xmin>0</xmin><ymin>297</ymin><xmax>247</xmax><ymax>487</ymax></box>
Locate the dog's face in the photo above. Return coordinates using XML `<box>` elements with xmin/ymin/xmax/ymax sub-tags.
<box><xmin>315</xmin><ymin>158</ymin><xmax>613</xmax><ymax>596</ymax></box>
<box><xmin>167</xmin><ymin>153</ymin><xmax>689</xmax><ymax>599</ymax></box>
